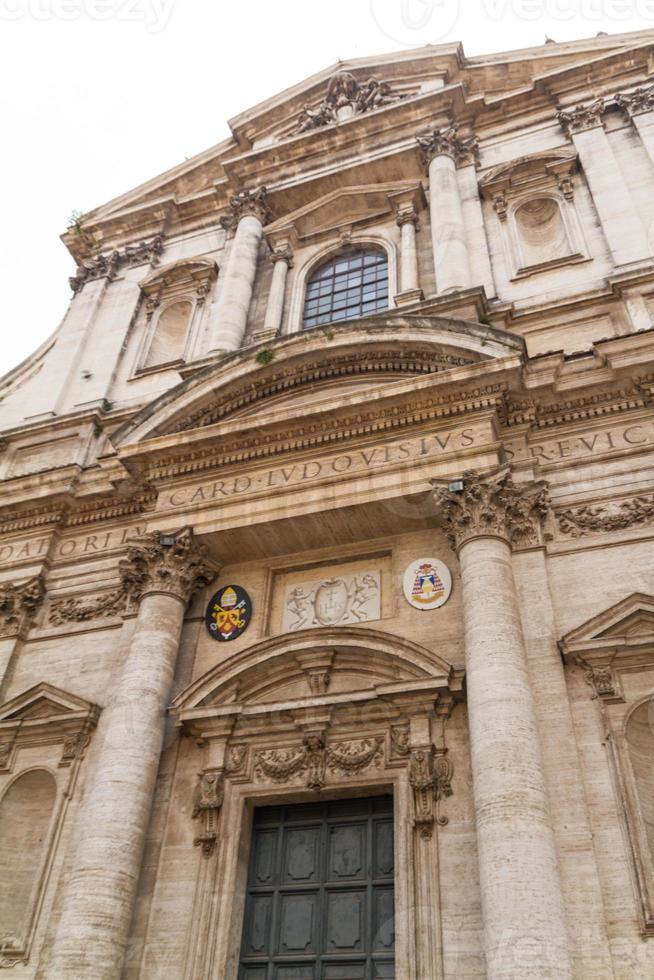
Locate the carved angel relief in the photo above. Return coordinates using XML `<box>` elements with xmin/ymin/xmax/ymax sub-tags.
<box><xmin>292</xmin><ymin>70</ymin><xmax>405</xmax><ymax>134</ymax></box>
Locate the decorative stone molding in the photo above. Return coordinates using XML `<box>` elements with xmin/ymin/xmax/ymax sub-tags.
<box><xmin>69</xmin><ymin>235</ymin><xmax>164</xmax><ymax>293</ymax></box>
<box><xmin>118</xmin><ymin>527</ymin><xmax>218</xmax><ymax>605</ymax></box>
<box><xmin>615</xmin><ymin>84</ymin><xmax>654</xmax><ymax>118</ymax></box>
<box><xmin>556</xmin><ymin>494</ymin><xmax>654</xmax><ymax>538</ymax></box>
<box><xmin>292</xmin><ymin>70</ymin><xmax>404</xmax><ymax>134</ymax></box>
<box><xmin>192</xmin><ymin>770</ymin><xmax>225</xmax><ymax>857</ymax></box>
<box><xmin>48</xmin><ymin>587</ymin><xmax>129</xmax><ymax>625</ymax></box>
<box><xmin>0</xmin><ymin>575</ymin><xmax>45</xmax><ymax>638</ymax></box>
<box><xmin>219</xmin><ymin>186</ymin><xmax>271</xmax><ymax>231</ymax></box>
<box><xmin>408</xmin><ymin>744</ymin><xmax>453</xmax><ymax>839</ymax></box>
<box><xmin>557</xmin><ymin>99</ymin><xmax>606</xmax><ymax>135</ymax></box>
<box><xmin>254</xmin><ymin>732</ymin><xmax>384</xmax><ymax>791</ymax></box>
<box><xmin>431</xmin><ymin>471</ymin><xmax>551</xmax><ymax>551</ymax></box>
<box><xmin>416</xmin><ymin>124</ymin><xmax>479</xmax><ymax>169</ymax></box>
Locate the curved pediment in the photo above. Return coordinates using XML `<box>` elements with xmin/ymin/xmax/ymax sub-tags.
<box><xmin>111</xmin><ymin>317</ymin><xmax>524</xmax><ymax>449</ymax></box>
<box><xmin>172</xmin><ymin>626</ymin><xmax>462</xmax><ymax>715</ymax></box>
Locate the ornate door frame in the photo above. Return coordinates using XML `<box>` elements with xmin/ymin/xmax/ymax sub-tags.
<box><xmin>171</xmin><ymin>627</ymin><xmax>463</xmax><ymax>980</ymax></box>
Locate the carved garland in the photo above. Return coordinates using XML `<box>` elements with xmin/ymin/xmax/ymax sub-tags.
<box><xmin>556</xmin><ymin>495</ymin><xmax>654</xmax><ymax>538</ymax></box>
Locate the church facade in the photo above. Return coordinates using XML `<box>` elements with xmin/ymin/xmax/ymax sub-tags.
<box><xmin>2</xmin><ymin>29</ymin><xmax>654</xmax><ymax>980</ymax></box>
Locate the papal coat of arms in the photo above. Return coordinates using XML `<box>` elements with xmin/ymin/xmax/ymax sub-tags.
<box><xmin>205</xmin><ymin>585</ymin><xmax>252</xmax><ymax>641</ymax></box>
<box><xmin>402</xmin><ymin>558</ymin><xmax>452</xmax><ymax>610</ymax></box>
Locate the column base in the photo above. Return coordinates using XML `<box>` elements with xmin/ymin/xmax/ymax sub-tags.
<box><xmin>394</xmin><ymin>288</ymin><xmax>424</xmax><ymax>308</ymax></box>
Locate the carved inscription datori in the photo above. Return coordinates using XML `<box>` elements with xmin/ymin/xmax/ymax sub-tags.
<box><xmin>159</xmin><ymin>427</ymin><xmax>482</xmax><ymax>511</ymax></box>
<box><xmin>0</xmin><ymin>526</ymin><xmax>147</xmax><ymax>567</ymax></box>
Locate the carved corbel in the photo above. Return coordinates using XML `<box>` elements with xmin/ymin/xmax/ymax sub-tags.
<box><xmin>192</xmin><ymin>769</ymin><xmax>225</xmax><ymax>857</ymax></box>
<box><xmin>580</xmin><ymin>660</ymin><xmax>624</xmax><ymax>703</ymax></box>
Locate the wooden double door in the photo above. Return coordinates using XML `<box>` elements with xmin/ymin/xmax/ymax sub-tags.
<box><xmin>239</xmin><ymin>795</ymin><xmax>395</xmax><ymax>979</ymax></box>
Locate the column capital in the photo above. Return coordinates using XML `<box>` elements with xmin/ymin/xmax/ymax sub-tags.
<box><xmin>220</xmin><ymin>186</ymin><xmax>271</xmax><ymax>231</ymax></box>
<box><xmin>557</xmin><ymin>99</ymin><xmax>606</xmax><ymax>136</ymax></box>
<box><xmin>119</xmin><ymin>527</ymin><xmax>219</xmax><ymax>605</ymax></box>
<box><xmin>431</xmin><ymin>471</ymin><xmax>550</xmax><ymax>552</ymax></box>
<box><xmin>615</xmin><ymin>84</ymin><xmax>654</xmax><ymax>119</ymax></box>
<box><xmin>0</xmin><ymin>575</ymin><xmax>45</xmax><ymax>638</ymax></box>
<box><xmin>395</xmin><ymin>204</ymin><xmax>419</xmax><ymax>227</ymax></box>
<box><xmin>270</xmin><ymin>244</ymin><xmax>294</xmax><ymax>267</ymax></box>
<box><xmin>416</xmin><ymin>124</ymin><xmax>478</xmax><ymax>170</ymax></box>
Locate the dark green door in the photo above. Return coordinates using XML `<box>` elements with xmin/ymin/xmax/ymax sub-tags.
<box><xmin>238</xmin><ymin>795</ymin><xmax>395</xmax><ymax>979</ymax></box>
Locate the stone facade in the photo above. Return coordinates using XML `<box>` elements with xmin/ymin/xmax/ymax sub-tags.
<box><xmin>1</xmin><ymin>29</ymin><xmax>654</xmax><ymax>979</ymax></box>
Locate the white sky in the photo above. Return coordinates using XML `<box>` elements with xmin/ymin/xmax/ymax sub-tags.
<box><xmin>1</xmin><ymin>0</ymin><xmax>654</xmax><ymax>376</ymax></box>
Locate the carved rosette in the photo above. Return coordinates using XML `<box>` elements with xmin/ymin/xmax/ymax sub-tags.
<box><xmin>432</xmin><ymin>472</ymin><xmax>551</xmax><ymax>552</ymax></box>
<box><xmin>220</xmin><ymin>186</ymin><xmax>271</xmax><ymax>231</ymax></box>
<box><xmin>416</xmin><ymin>124</ymin><xmax>479</xmax><ymax>169</ymax></box>
<box><xmin>557</xmin><ymin>99</ymin><xmax>606</xmax><ymax>136</ymax></box>
<box><xmin>0</xmin><ymin>575</ymin><xmax>45</xmax><ymax>638</ymax></box>
<box><xmin>118</xmin><ymin>528</ymin><xmax>218</xmax><ymax>605</ymax></box>
<box><xmin>615</xmin><ymin>84</ymin><xmax>654</xmax><ymax>119</ymax></box>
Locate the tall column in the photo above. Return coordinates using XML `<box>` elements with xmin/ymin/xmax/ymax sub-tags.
<box><xmin>558</xmin><ymin>100</ymin><xmax>651</xmax><ymax>266</ymax></box>
<box><xmin>417</xmin><ymin>125</ymin><xmax>476</xmax><ymax>293</ymax></box>
<box><xmin>616</xmin><ymin>83</ymin><xmax>654</xmax><ymax>208</ymax></box>
<box><xmin>210</xmin><ymin>187</ymin><xmax>270</xmax><ymax>352</ymax></box>
<box><xmin>262</xmin><ymin>245</ymin><xmax>292</xmax><ymax>336</ymax></box>
<box><xmin>432</xmin><ymin>473</ymin><xmax>571</xmax><ymax>980</ymax></box>
<box><xmin>45</xmin><ymin>529</ymin><xmax>218</xmax><ymax>980</ymax></box>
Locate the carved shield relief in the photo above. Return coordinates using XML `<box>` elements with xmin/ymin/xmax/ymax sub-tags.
<box><xmin>314</xmin><ymin>578</ymin><xmax>349</xmax><ymax>626</ymax></box>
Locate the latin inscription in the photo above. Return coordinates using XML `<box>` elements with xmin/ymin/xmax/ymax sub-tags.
<box><xmin>158</xmin><ymin>428</ymin><xmax>480</xmax><ymax>511</ymax></box>
<box><xmin>0</xmin><ymin>526</ymin><xmax>147</xmax><ymax>567</ymax></box>
<box><xmin>504</xmin><ymin>423</ymin><xmax>654</xmax><ymax>464</ymax></box>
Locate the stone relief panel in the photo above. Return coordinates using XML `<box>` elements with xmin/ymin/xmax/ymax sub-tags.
<box><xmin>282</xmin><ymin>570</ymin><xmax>381</xmax><ymax>632</ymax></box>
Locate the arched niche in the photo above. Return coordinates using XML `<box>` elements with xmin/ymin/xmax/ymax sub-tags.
<box><xmin>0</xmin><ymin>769</ymin><xmax>57</xmax><ymax>949</ymax></box>
<box><xmin>144</xmin><ymin>299</ymin><xmax>194</xmax><ymax>368</ymax></box>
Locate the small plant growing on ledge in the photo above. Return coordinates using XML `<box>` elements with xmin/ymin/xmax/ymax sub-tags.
<box><xmin>67</xmin><ymin>209</ymin><xmax>86</xmax><ymax>235</ymax></box>
<box><xmin>255</xmin><ymin>348</ymin><xmax>275</xmax><ymax>366</ymax></box>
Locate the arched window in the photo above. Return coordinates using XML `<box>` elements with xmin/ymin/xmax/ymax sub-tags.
<box><xmin>303</xmin><ymin>248</ymin><xmax>388</xmax><ymax>329</ymax></box>
<box><xmin>514</xmin><ymin>197</ymin><xmax>571</xmax><ymax>267</ymax></box>
<box><xmin>144</xmin><ymin>300</ymin><xmax>193</xmax><ymax>368</ymax></box>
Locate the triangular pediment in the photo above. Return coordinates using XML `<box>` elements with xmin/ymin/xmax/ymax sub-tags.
<box><xmin>0</xmin><ymin>682</ymin><xmax>99</xmax><ymax>725</ymax></box>
<box><xmin>560</xmin><ymin>593</ymin><xmax>654</xmax><ymax>661</ymax></box>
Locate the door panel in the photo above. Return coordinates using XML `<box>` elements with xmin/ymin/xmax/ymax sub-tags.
<box><xmin>239</xmin><ymin>796</ymin><xmax>395</xmax><ymax>980</ymax></box>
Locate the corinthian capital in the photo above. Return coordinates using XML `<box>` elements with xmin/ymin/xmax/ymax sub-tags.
<box><xmin>0</xmin><ymin>575</ymin><xmax>45</xmax><ymax>638</ymax></box>
<box><xmin>557</xmin><ymin>99</ymin><xmax>606</xmax><ymax>136</ymax></box>
<box><xmin>220</xmin><ymin>186</ymin><xmax>271</xmax><ymax>231</ymax></box>
<box><xmin>118</xmin><ymin>528</ymin><xmax>219</xmax><ymax>605</ymax></box>
<box><xmin>431</xmin><ymin>472</ymin><xmax>550</xmax><ymax>552</ymax></box>
<box><xmin>416</xmin><ymin>124</ymin><xmax>478</xmax><ymax>169</ymax></box>
<box><xmin>615</xmin><ymin>84</ymin><xmax>654</xmax><ymax>119</ymax></box>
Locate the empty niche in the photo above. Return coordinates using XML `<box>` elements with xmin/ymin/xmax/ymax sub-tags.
<box><xmin>514</xmin><ymin>197</ymin><xmax>571</xmax><ymax>267</ymax></box>
<box><xmin>144</xmin><ymin>299</ymin><xmax>193</xmax><ymax>368</ymax></box>
<box><xmin>0</xmin><ymin>769</ymin><xmax>57</xmax><ymax>947</ymax></box>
